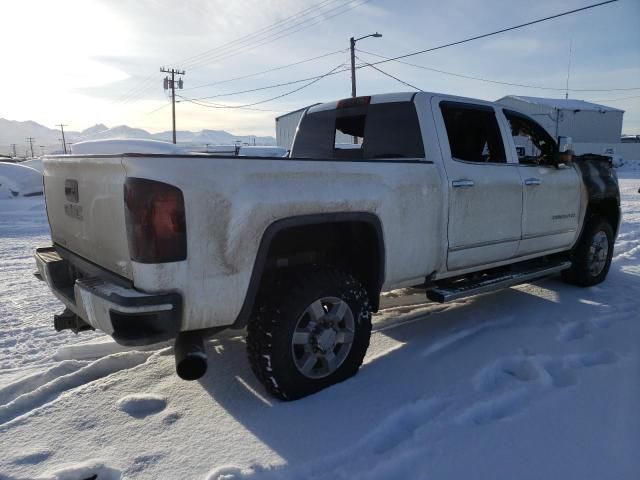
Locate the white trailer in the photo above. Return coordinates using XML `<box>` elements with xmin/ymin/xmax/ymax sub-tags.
<box><xmin>497</xmin><ymin>95</ymin><xmax>624</xmax><ymax>143</ymax></box>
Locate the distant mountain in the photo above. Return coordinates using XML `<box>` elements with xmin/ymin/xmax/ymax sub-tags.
<box><xmin>78</xmin><ymin>124</ymin><xmax>109</xmax><ymax>136</ymax></box>
<box><xmin>0</xmin><ymin>118</ymin><xmax>276</xmax><ymax>156</ymax></box>
<box><xmin>150</xmin><ymin>129</ymin><xmax>276</xmax><ymax>146</ymax></box>
<box><xmin>81</xmin><ymin>125</ymin><xmax>152</xmax><ymax>140</ymax></box>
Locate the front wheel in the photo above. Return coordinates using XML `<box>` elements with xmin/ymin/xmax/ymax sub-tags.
<box><xmin>246</xmin><ymin>267</ymin><xmax>372</xmax><ymax>400</ymax></box>
<box><xmin>562</xmin><ymin>215</ymin><xmax>614</xmax><ymax>287</ymax></box>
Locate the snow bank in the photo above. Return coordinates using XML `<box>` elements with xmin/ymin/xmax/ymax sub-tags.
<box><xmin>71</xmin><ymin>138</ymin><xmax>187</xmax><ymax>155</ymax></box>
<box><xmin>0</xmin><ymin>162</ymin><xmax>43</xmax><ymax>197</ymax></box>
<box><xmin>238</xmin><ymin>146</ymin><xmax>288</xmax><ymax>157</ymax></box>
<box><xmin>21</xmin><ymin>158</ymin><xmax>44</xmax><ymax>173</ymax></box>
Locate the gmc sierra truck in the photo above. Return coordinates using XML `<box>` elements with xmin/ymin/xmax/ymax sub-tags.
<box><xmin>34</xmin><ymin>92</ymin><xmax>621</xmax><ymax>400</ymax></box>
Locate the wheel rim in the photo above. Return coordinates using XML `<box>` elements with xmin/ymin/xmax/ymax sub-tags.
<box><xmin>587</xmin><ymin>230</ymin><xmax>609</xmax><ymax>277</ymax></box>
<box><xmin>291</xmin><ymin>296</ymin><xmax>355</xmax><ymax>379</ymax></box>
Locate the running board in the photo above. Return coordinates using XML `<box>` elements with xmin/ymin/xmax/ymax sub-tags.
<box><xmin>426</xmin><ymin>261</ymin><xmax>572</xmax><ymax>303</ymax></box>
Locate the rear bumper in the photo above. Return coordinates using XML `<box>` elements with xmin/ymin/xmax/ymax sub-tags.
<box><xmin>35</xmin><ymin>246</ymin><xmax>182</xmax><ymax>346</ymax></box>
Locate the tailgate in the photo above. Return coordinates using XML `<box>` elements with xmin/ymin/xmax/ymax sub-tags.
<box><xmin>43</xmin><ymin>155</ymin><xmax>132</xmax><ymax>279</ymax></box>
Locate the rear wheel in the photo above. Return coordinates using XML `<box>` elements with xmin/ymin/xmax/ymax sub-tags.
<box><xmin>246</xmin><ymin>267</ymin><xmax>372</xmax><ymax>400</ymax></box>
<box><xmin>562</xmin><ymin>215</ymin><xmax>614</xmax><ymax>287</ymax></box>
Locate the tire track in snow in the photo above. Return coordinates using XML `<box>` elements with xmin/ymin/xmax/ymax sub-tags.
<box><xmin>0</xmin><ymin>359</ymin><xmax>88</xmax><ymax>406</ymax></box>
<box><xmin>0</xmin><ymin>351</ymin><xmax>152</xmax><ymax>426</ymax></box>
<box><xmin>457</xmin><ymin>351</ymin><xmax>618</xmax><ymax>425</ymax></box>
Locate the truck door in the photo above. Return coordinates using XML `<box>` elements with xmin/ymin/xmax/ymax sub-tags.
<box><xmin>432</xmin><ymin>98</ymin><xmax>523</xmax><ymax>271</ymax></box>
<box><xmin>500</xmin><ymin>109</ymin><xmax>581</xmax><ymax>256</ymax></box>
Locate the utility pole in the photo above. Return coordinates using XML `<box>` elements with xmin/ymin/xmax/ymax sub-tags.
<box><xmin>57</xmin><ymin>124</ymin><xmax>68</xmax><ymax>154</ymax></box>
<box><xmin>565</xmin><ymin>39</ymin><xmax>572</xmax><ymax>100</ymax></box>
<box><xmin>349</xmin><ymin>32</ymin><xmax>382</xmax><ymax>142</ymax></box>
<box><xmin>350</xmin><ymin>37</ymin><xmax>357</xmax><ymax>99</ymax></box>
<box><xmin>160</xmin><ymin>67</ymin><xmax>185</xmax><ymax>144</ymax></box>
<box><xmin>349</xmin><ymin>32</ymin><xmax>382</xmax><ymax>99</ymax></box>
<box><xmin>26</xmin><ymin>137</ymin><xmax>35</xmax><ymax>158</ymax></box>
<box><xmin>10</xmin><ymin>144</ymin><xmax>17</xmax><ymax>157</ymax></box>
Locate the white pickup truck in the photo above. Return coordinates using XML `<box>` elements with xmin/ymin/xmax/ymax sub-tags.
<box><xmin>35</xmin><ymin>92</ymin><xmax>621</xmax><ymax>400</ymax></box>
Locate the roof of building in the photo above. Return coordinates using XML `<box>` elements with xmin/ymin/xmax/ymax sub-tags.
<box><xmin>498</xmin><ymin>95</ymin><xmax>624</xmax><ymax>113</ymax></box>
<box><xmin>275</xmin><ymin>103</ymin><xmax>320</xmax><ymax>121</ymax></box>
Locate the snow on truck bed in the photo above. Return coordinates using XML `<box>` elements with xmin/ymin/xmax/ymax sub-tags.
<box><xmin>0</xmin><ymin>166</ymin><xmax>639</xmax><ymax>479</ymax></box>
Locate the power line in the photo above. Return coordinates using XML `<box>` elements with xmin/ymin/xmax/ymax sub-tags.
<box><xmin>358</xmin><ymin>48</ymin><xmax>640</xmax><ymax>93</ymax></box>
<box><xmin>355</xmin><ymin>55</ymin><xmax>423</xmax><ymax>91</ymax></box>
<box><xmin>116</xmin><ymin>0</ymin><xmax>368</xmax><ymax>105</ymax></box>
<box><xmin>178</xmin><ymin>63</ymin><xmax>346</xmax><ymax>109</ymax></box>
<box><xmin>176</xmin><ymin>100</ymin><xmax>287</xmax><ymax>113</ymax></box>
<box><xmin>113</xmin><ymin>76</ymin><xmax>158</xmax><ymax>105</ymax></box>
<box><xmin>354</xmin><ymin>1</ymin><xmax>620</xmax><ymax>71</ymax></box>
<box><xmin>178</xmin><ymin>0</ymin><xmax>345</xmax><ymax>68</ymax></box>
<box><xmin>148</xmin><ymin>97</ymin><xmax>287</xmax><ymax>113</ymax></box>
<box><xmin>187</xmin><ymin>71</ymin><xmax>349</xmax><ymax>101</ymax></box>
<box><xmin>118</xmin><ymin>0</ymin><xmax>619</xmax><ymax>108</ymax></box>
<box><xmin>186</xmin><ymin>0</ymin><xmax>625</xmax><ymax>107</ymax></box>
<box><xmin>590</xmin><ymin>95</ymin><xmax>640</xmax><ymax>102</ymax></box>
<box><xmin>183</xmin><ymin>49</ymin><xmax>347</xmax><ymax>92</ymax></box>
<box><xmin>357</xmin><ymin>49</ymin><xmax>569</xmax><ymax>90</ymax></box>
<box><xmin>180</xmin><ymin>0</ymin><xmax>371</xmax><ymax>71</ymax></box>
<box><xmin>147</xmin><ymin>101</ymin><xmax>172</xmax><ymax>115</ymax></box>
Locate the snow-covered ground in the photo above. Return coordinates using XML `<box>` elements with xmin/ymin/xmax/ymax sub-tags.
<box><xmin>0</xmin><ymin>165</ymin><xmax>639</xmax><ymax>480</ymax></box>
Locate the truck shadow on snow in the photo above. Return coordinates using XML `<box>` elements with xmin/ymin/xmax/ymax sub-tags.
<box><xmin>192</xmin><ymin>267</ymin><xmax>630</xmax><ymax>476</ymax></box>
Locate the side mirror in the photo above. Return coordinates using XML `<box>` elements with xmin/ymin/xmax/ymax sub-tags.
<box><xmin>558</xmin><ymin>136</ymin><xmax>573</xmax><ymax>153</ymax></box>
<box><xmin>548</xmin><ymin>136</ymin><xmax>573</xmax><ymax>168</ymax></box>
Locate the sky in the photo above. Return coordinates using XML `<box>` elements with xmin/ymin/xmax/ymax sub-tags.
<box><xmin>1</xmin><ymin>0</ymin><xmax>639</xmax><ymax>138</ymax></box>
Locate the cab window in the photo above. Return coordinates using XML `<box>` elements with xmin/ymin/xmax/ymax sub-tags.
<box><xmin>440</xmin><ymin>102</ymin><xmax>506</xmax><ymax>164</ymax></box>
<box><xmin>503</xmin><ymin>109</ymin><xmax>556</xmax><ymax>165</ymax></box>
<box><xmin>292</xmin><ymin>100</ymin><xmax>425</xmax><ymax>160</ymax></box>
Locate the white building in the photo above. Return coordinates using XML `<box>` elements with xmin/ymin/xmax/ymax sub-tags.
<box><xmin>275</xmin><ymin>103</ymin><xmax>353</xmax><ymax>150</ymax></box>
<box><xmin>497</xmin><ymin>95</ymin><xmax>624</xmax><ymax>143</ymax></box>
<box><xmin>275</xmin><ymin>105</ymin><xmax>318</xmax><ymax>150</ymax></box>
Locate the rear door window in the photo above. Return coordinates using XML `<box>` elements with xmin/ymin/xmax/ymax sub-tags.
<box><xmin>292</xmin><ymin>100</ymin><xmax>425</xmax><ymax>160</ymax></box>
<box><xmin>440</xmin><ymin>102</ymin><xmax>506</xmax><ymax>163</ymax></box>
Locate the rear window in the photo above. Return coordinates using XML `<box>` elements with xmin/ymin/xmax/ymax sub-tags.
<box><xmin>291</xmin><ymin>101</ymin><xmax>425</xmax><ymax>160</ymax></box>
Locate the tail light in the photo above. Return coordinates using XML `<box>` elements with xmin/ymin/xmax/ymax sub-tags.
<box><xmin>337</xmin><ymin>96</ymin><xmax>371</xmax><ymax>109</ymax></box>
<box><xmin>124</xmin><ymin>178</ymin><xmax>186</xmax><ymax>263</ymax></box>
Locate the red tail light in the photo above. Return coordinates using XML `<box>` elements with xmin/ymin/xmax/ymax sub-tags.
<box><xmin>337</xmin><ymin>96</ymin><xmax>371</xmax><ymax>109</ymax></box>
<box><xmin>124</xmin><ymin>178</ymin><xmax>187</xmax><ymax>263</ymax></box>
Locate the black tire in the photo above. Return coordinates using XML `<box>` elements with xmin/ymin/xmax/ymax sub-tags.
<box><xmin>562</xmin><ymin>215</ymin><xmax>614</xmax><ymax>287</ymax></box>
<box><xmin>246</xmin><ymin>267</ymin><xmax>372</xmax><ymax>400</ymax></box>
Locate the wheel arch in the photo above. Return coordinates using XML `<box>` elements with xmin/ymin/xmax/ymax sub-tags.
<box><xmin>233</xmin><ymin>212</ymin><xmax>385</xmax><ymax>329</ymax></box>
<box><xmin>586</xmin><ymin>197</ymin><xmax>621</xmax><ymax>238</ymax></box>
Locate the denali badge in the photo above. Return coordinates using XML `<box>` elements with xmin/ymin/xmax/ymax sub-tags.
<box><xmin>65</xmin><ymin>179</ymin><xmax>79</xmax><ymax>203</ymax></box>
<box><xmin>552</xmin><ymin>213</ymin><xmax>576</xmax><ymax>221</ymax></box>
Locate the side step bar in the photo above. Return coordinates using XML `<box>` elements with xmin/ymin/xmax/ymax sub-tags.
<box><xmin>426</xmin><ymin>261</ymin><xmax>572</xmax><ymax>303</ymax></box>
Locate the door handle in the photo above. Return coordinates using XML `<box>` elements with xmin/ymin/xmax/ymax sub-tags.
<box><xmin>524</xmin><ymin>178</ymin><xmax>541</xmax><ymax>186</ymax></box>
<box><xmin>452</xmin><ymin>179</ymin><xmax>475</xmax><ymax>188</ymax></box>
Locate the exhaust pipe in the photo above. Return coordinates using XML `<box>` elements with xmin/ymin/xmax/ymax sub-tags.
<box><xmin>174</xmin><ymin>331</ymin><xmax>208</xmax><ymax>380</ymax></box>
